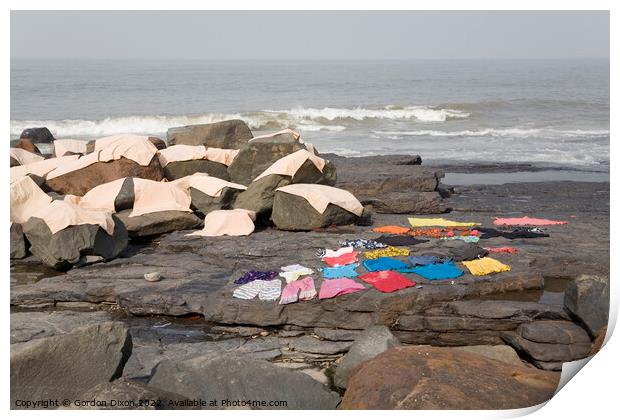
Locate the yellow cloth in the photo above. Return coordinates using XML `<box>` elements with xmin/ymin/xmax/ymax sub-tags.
<box><xmin>364</xmin><ymin>246</ymin><xmax>410</xmax><ymax>260</ymax></box>
<box><xmin>408</xmin><ymin>217</ymin><xmax>479</xmax><ymax>227</ymax></box>
<box><xmin>462</xmin><ymin>257</ymin><xmax>511</xmax><ymax>276</ymax></box>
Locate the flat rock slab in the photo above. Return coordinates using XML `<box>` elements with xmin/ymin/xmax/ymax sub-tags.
<box><xmin>10</xmin><ymin>310</ymin><xmax>113</xmax><ymax>344</ymax></box>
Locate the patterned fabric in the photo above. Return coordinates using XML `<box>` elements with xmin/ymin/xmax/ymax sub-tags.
<box><xmin>359</xmin><ymin>270</ymin><xmax>416</xmax><ymax>293</ymax></box>
<box><xmin>233</xmin><ymin>279</ymin><xmax>282</xmax><ymax>301</ymax></box>
<box><xmin>411</xmin><ymin>261</ymin><xmax>464</xmax><ymax>280</ymax></box>
<box><xmin>440</xmin><ymin>235</ymin><xmax>480</xmax><ymax>243</ymax></box>
<box><xmin>485</xmin><ymin>247</ymin><xmax>519</xmax><ymax>254</ymax></box>
<box><xmin>322</xmin><ymin>252</ymin><xmax>359</xmax><ymax>267</ymax></box>
<box><xmin>339</xmin><ymin>239</ymin><xmax>387</xmax><ymax>249</ymax></box>
<box><xmin>408</xmin><ymin>255</ymin><xmax>444</xmax><ymax>267</ymax></box>
<box><xmin>409</xmin><ymin>228</ymin><xmax>479</xmax><ymax>238</ymax></box>
<box><xmin>362</xmin><ymin>257</ymin><xmax>409</xmax><ymax>272</ymax></box>
<box><xmin>364</xmin><ymin>246</ymin><xmax>410</xmax><ymax>260</ymax></box>
<box><xmin>322</xmin><ymin>263</ymin><xmax>360</xmax><ymax>279</ymax></box>
<box><xmin>234</xmin><ymin>270</ymin><xmax>278</xmax><ymax>285</ymax></box>
<box><xmin>279</xmin><ymin>264</ymin><xmax>314</xmax><ymax>283</ymax></box>
<box><xmin>318</xmin><ymin>278</ymin><xmax>366</xmax><ymax>299</ymax></box>
<box><xmin>462</xmin><ymin>257</ymin><xmax>511</xmax><ymax>276</ymax></box>
<box><xmin>373</xmin><ymin>235</ymin><xmax>429</xmax><ymax>246</ymax></box>
<box><xmin>279</xmin><ymin>276</ymin><xmax>317</xmax><ymax>304</ymax></box>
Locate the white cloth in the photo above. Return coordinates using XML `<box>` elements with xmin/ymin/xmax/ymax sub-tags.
<box><xmin>30</xmin><ymin>200</ymin><xmax>116</xmax><ymax>235</ymax></box>
<box><xmin>129</xmin><ymin>178</ymin><xmax>192</xmax><ymax>217</ymax></box>
<box><xmin>10</xmin><ymin>148</ymin><xmax>44</xmax><ymax>165</ymax></box>
<box><xmin>78</xmin><ymin>178</ymin><xmax>127</xmax><ymax>212</ymax></box>
<box><xmin>172</xmin><ymin>173</ymin><xmax>246</xmax><ymax>197</ymax></box>
<box><xmin>10</xmin><ymin>176</ymin><xmax>53</xmax><ymax>224</ymax></box>
<box><xmin>254</xmin><ymin>149</ymin><xmax>326</xmax><ymax>181</ymax></box>
<box><xmin>275</xmin><ymin>183</ymin><xmax>364</xmax><ymax>217</ymax></box>
<box><xmin>10</xmin><ymin>155</ymin><xmax>80</xmax><ymax>183</ymax></box>
<box><xmin>233</xmin><ymin>279</ymin><xmax>282</xmax><ymax>301</ymax></box>
<box><xmin>279</xmin><ymin>264</ymin><xmax>314</xmax><ymax>283</ymax></box>
<box><xmin>248</xmin><ymin>128</ymin><xmax>301</xmax><ymax>142</ymax></box>
<box><xmin>187</xmin><ymin>209</ymin><xmax>256</xmax><ymax>237</ymax></box>
<box><xmin>53</xmin><ymin>139</ymin><xmax>88</xmax><ymax>157</ymax></box>
<box><xmin>323</xmin><ymin>246</ymin><xmax>354</xmax><ymax>258</ymax></box>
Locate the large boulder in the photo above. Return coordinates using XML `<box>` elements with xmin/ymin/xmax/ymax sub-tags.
<box><xmin>340</xmin><ymin>346</ymin><xmax>560</xmax><ymax>410</ymax></box>
<box><xmin>10</xmin><ymin>322</ymin><xmax>132</xmax><ymax>409</ymax></box>
<box><xmin>116</xmin><ymin>209</ymin><xmax>202</xmax><ymax>238</ymax></box>
<box><xmin>20</xmin><ymin>127</ymin><xmax>55</xmax><ymax>143</ymax></box>
<box><xmin>167</xmin><ymin>119</ymin><xmax>253</xmax><ymax>149</ymax></box>
<box><xmin>334</xmin><ymin>325</ymin><xmax>400</xmax><ymax>389</ymax></box>
<box><xmin>22</xmin><ymin>211</ymin><xmax>129</xmax><ymax>270</ymax></box>
<box><xmin>148</xmin><ymin>355</ymin><xmax>340</xmax><ymax>410</ymax></box>
<box><xmin>10</xmin><ymin>223</ymin><xmax>28</xmax><ymax>259</ymax></box>
<box><xmin>361</xmin><ymin>191</ymin><xmax>449</xmax><ymax>214</ymax></box>
<box><xmin>564</xmin><ymin>274</ymin><xmax>610</xmax><ymax>337</ymax></box>
<box><xmin>164</xmin><ymin>160</ymin><xmax>230</xmax><ymax>181</ymax></box>
<box><xmin>190</xmin><ymin>186</ymin><xmax>243</xmax><ymax>216</ymax></box>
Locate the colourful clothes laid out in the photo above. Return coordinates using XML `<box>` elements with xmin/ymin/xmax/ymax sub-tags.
<box><xmin>362</xmin><ymin>257</ymin><xmax>410</xmax><ymax>272</ymax></box>
<box><xmin>408</xmin><ymin>217</ymin><xmax>479</xmax><ymax>228</ymax></box>
<box><xmin>322</xmin><ymin>251</ymin><xmax>359</xmax><ymax>267</ymax></box>
<box><xmin>409</xmin><ymin>228</ymin><xmax>478</xmax><ymax>238</ymax></box>
<box><xmin>493</xmin><ymin>216</ymin><xmax>568</xmax><ymax>227</ymax></box>
<box><xmin>322</xmin><ymin>246</ymin><xmax>354</xmax><ymax>258</ymax></box>
<box><xmin>440</xmin><ymin>235</ymin><xmax>480</xmax><ymax>243</ymax></box>
<box><xmin>364</xmin><ymin>246</ymin><xmax>410</xmax><ymax>260</ymax></box>
<box><xmin>279</xmin><ymin>276</ymin><xmax>317</xmax><ymax>304</ymax></box>
<box><xmin>373</xmin><ymin>235</ymin><xmax>429</xmax><ymax>247</ymax></box>
<box><xmin>462</xmin><ymin>257</ymin><xmax>511</xmax><ymax>276</ymax></box>
<box><xmin>477</xmin><ymin>227</ymin><xmax>549</xmax><ymax>240</ymax></box>
<box><xmin>234</xmin><ymin>270</ymin><xmax>278</xmax><ymax>285</ymax></box>
<box><xmin>372</xmin><ymin>225</ymin><xmax>411</xmax><ymax>235</ymax></box>
<box><xmin>485</xmin><ymin>247</ymin><xmax>519</xmax><ymax>254</ymax></box>
<box><xmin>322</xmin><ymin>263</ymin><xmax>359</xmax><ymax>279</ymax></box>
<box><xmin>411</xmin><ymin>261</ymin><xmax>464</xmax><ymax>280</ymax></box>
<box><xmin>233</xmin><ymin>279</ymin><xmax>282</xmax><ymax>301</ymax></box>
<box><xmin>318</xmin><ymin>278</ymin><xmax>366</xmax><ymax>299</ymax></box>
<box><xmin>339</xmin><ymin>239</ymin><xmax>387</xmax><ymax>250</ymax></box>
<box><xmin>279</xmin><ymin>264</ymin><xmax>314</xmax><ymax>283</ymax></box>
<box><xmin>408</xmin><ymin>255</ymin><xmax>444</xmax><ymax>267</ymax></box>
<box><xmin>359</xmin><ymin>270</ymin><xmax>416</xmax><ymax>293</ymax></box>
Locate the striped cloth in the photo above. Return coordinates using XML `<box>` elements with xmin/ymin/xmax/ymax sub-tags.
<box><xmin>233</xmin><ymin>279</ymin><xmax>282</xmax><ymax>301</ymax></box>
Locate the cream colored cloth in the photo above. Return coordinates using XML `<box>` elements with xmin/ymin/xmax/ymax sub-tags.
<box><xmin>95</xmin><ymin>134</ymin><xmax>158</xmax><ymax>166</ymax></box>
<box><xmin>10</xmin><ymin>148</ymin><xmax>44</xmax><ymax>165</ymax></box>
<box><xmin>157</xmin><ymin>145</ymin><xmax>207</xmax><ymax>167</ymax></box>
<box><xmin>63</xmin><ymin>195</ymin><xmax>82</xmax><ymax>205</ymax></box>
<box><xmin>254</xmin><ymin>149</ymin><xmax>326</xmax><ymax>181</ymax></box>
<box><xmin>129</xmin><ymin>178</ymin><xmax>192</xmax><ymax>217</ymax></box>
<box><xmin>408</xmin><ymin>217</ymin><xmax>479</xmax><ymax>227</ymax></box>
<box><xmin>10</xmin><ymin>176</ymin><xmax>53</xmax><ymax>224</ymax></box>
<box><xmin>275</xmin><ymin>184</ymin><xmax>364</xmax><ymax>217</ymax></box>
<box><xmin>204</xmin><ymin>147</ymin><xmax>240</xmax><ymax>166</ymax></box>
<box><xmin>172</xmin><ymin>173</ymin><xmax>246</xmax><ymax>197</ymax></box>
<box><xmin>249</xmin><ymin>128</ymin><xmax>301</xmax><ymax>142</ymax></box>
<box><xmin>31</xmin><ymin>200</ymin><xmax>116</xmax><ymax>235</ymax></box>
<box><xmin>46</xmin><ymin>151</ymin><xmax>101</xmax><ymax>180</ymax></box>
<box><xmin>78</xmin><ymin>178</ymin><xmax>127</xmax><ymax>212</ymax></box>
<box><xmin>187</xmin><ymin>209</ymin><xmax>256</xmax><ymax>237</ymax></box>
<box><xmin>53</xmin><ymin>139</ymin><xmax>88</xmax><ymax>157</ymax></box>
<box><xmin>10</xmin><ymin>155</ymin><xmax>80</xmax><ymax>183</ymax></box>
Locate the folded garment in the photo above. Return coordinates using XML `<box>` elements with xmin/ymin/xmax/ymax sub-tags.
<box><xmin>359</xmin><ymin>270</ymin><xmax>416</xmax><ymax>293</ymax></box>
<box><xmin>408</xmin><ymin>255</ymin><xmax>443</xmax><ymax>267</ymax></box>
<box><xmin>373</xmin><ymin>235</ymin><xmax>428</xmax><ymax>246</ymax></box>
<box><xmin>280</xmin><ymin>265</ymin><xmax>314</xmax><ymax>283</ymax></box>
<box><xmin>31</xmin><ymin>200</ymin><xmax>116</xmax><ymax>235</ymax></box>
<box><xmin>233</xmin><ymin>279</ymin><xmax>282</xmax><ymax>301</ymax></box>
<box><xmin>462</xmin><ymin>257</ymin><xmax>511</xmax><ymax>276</ymax></box>
<box><xmin>10</xmin><ymin>176</ymin><xmax>53</xmax><ymax>224</ymax></box>
<box><xmin>188</xmin><ymin>209</ymin><xmax>256</xmax><ymax>237</ymax></box>
<box><xmin>372</xmin><ymin>225</ymin><xmax>410</xmax><ymax>234</ymax></box>
<box><xmin>408</xmin><ymin>217</ymin><xmax>479</xmax><ymax>228</ymax></box>
<box><xmin>322</xmin><ymin>263</ymin><xmax>359</xmax><ymax>279</ymax></box>
<box><xmin>411</xmin><ymin>261</ymin><xmax>464</xmax><ymax>280</ymax></box>
<box><xmin>279</xmin><ymin>276</ymin><xmax>317</xmax><ymax>304</ymax></box>
<box><xmin>254</xmin><ymin>149</ymin><xmax>326</xmax><ymax>181</ymax></box>
<box><xmin>323</xmin><ymin>246</ymin><xmax>354</xmax><ymax>258</ymax></box>
<box><xmin>440</xmin><ymin>235</ymin><xmax>480</xmax><ymax>243</ymax></box>
<box><xmin>275</xmin><ymin>183</ymin><xmax>364</xmax><ymax>217</ymax></box>
<box><xmin>339</xmin><ymin>239</ymin><xmax>387</xmax><ymax>250</ymax></box>
<box><xmin>493</xmin><ymin>216</ymin><xmax>568</xmax><ymax>226</ymax></box>
<box><xmin>364</xmin><ymin>246</ymin><xmax>410</xmax><ymax>260</ymax></box>
<box><xmin>409</xmin><ymin>227</ymin><xmax>479</xmax><ymax>238</ymax></box>
<box><xmin>477</xmin><ymin>227</ymin><xmax>549</xmax><ymax>240</ymax></box>
<box><xmin>322</xmin><ymin>251</ymin><xmax>359</xmax><ymax>267</ymax></box>
<box><xmin>10</xmin><ymin>148</ymin><xmax>44</xmax><ymax>165</ymax></box>
<box><xmin>485</xmin><ymin>247</ymin><xmax>519</xmax><ymax>254</ymax></box>
<box><xmin>53</xmin><ymin>139</ymin><xmax>88</xmax><ymax>157</ymax></box>
<box><xmin>234</xmin><ymin>270</ymin><xmax>278</xmax><ymax>285</ymax></box>
<box><xmin>318</xmin><ymin>278</ymin><xmax>366</xmax><ymax>299</ymax></box>
<box><xmin>130</xmin><ymin>178</ymin><xmax>192</xmax><ymax>217</ymax></box>
<box><xmin>362</xmin><ymin>257</ymin><xmax>409</xmax><ymax>272</ymax></box>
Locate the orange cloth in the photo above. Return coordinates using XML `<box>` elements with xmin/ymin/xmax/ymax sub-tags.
<box><xmin>372</xmin><ymin>225</ymin><xmax>410</xmax><ymax>235</ymax></box>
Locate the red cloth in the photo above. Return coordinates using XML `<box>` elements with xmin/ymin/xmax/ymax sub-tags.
<box><xmin>322</xmin><ymin>251</ymin><xmax>359</xmax><ymax>267</ymax></box>
<box><xmin>359</xmin><ymin>270</ymin><xmax>416</xmax><ymax>293</ymax></box>
<box><xmin>485</xmin><ymin>246</ymin><xmax>519</xmax><ymax>254</ymax></box>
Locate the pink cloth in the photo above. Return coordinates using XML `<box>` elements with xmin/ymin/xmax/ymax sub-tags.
<box><xmin>31</xmin><ymin>200</ymin><xmax>116</xmax><ymax>235</ymax></box>
<box><xmin>10</xmin><ymin>176</ymin><xmax>53</xmax><ymax>224</ymax></box>
<box><xmin>275</xmin><ymin>183</ymin><xmax>364</xmax><ymax>217</ymax></box>
<box><xmin>10</xmin><ymin>148</ymin><xmax>44</xmax><ymax>165</ymax></box>
<box><xmin>172</xmin><ymin>173</ymin><xmax>247</xmax><ymax>197</ymax></box>
<box><xmin>130</xmin><ymin>178</ymin><xmax>192</xmax><ymax>217</ymax></box>
<box><xmin>493</xmin><ymin>216</ymin><xmax>568</xmax><ymax>226</ymax></box>
<box><xmin>318</xmin><ymin>278</ymin><xmax>366</xmax><ymax>299</ymax></box>
<box><xmin>322</xmin><ymin>251</ymin><xmax>359</xmax><ymax>267</ymax></box>
<box><xmin>79</xmin><ymin>178</ymin><xmax>127</xmax><ymax>212</ymax></box>
<box><xmin>94</xmin><ymin>134</ymin><xmax>158</xmax><ymax>166</ymax></box>
<box><xmin>157</xmin><ymin>145</ymin><xmax>207</xmax><ymax>167</ymax></box>
<box><xmin>10</xmin><ymin>155</ymin><xmax>80</xmax><ymax>183</ymax></box>
<box><xmin>187</xmin><ymin>209</ymin><xmax>256</xmax><ymax>237</ymax></box>
<box><xmin>53</xmin><ymin>139</ymin><xmax>88</xmax><ymax>157</ymax></box>
<box><xmin>204</xmin><ymin>147</ymin><xmax>240</xmax><ymax>166</ymax></box>
<box><xmin>279</xmin><ymin>276</ymin><xmax>317</xmax><ymax>304</ymax></box>
<box><xmin>254</xmin><ymin>149</ymin><xmax>326</xmax><ymax>181</ymax></box>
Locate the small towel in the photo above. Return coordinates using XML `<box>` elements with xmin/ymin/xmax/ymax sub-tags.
<box><xmin>322</xmin><ymin>263</ymin><xmax>359</xmax><ymax>279</ymax></box>
<box><xmin>411</xmin><ymin>261</ymin><xmax>464</xmax><ymax>280</ymax></box>
<box><xmin>364</xmin><ymin>246</ymin><xmax>410</xmax><ymax>260</ymax></box>
<box><xmin>279</xmin><ymin>276</ymin><xmax>317</xmax><ymax>304</ymax></box>
<box><xmin>362</xmin><ymin>257</ymin><xmax>409</xmax><ymax>272</ymax></box>
<box><xmin>359</xmin><ymin>270</ymin><xmax>416</xmax><ymax>293</ymax></box>
<box><xmin>318</xmin><ymin>278</ymin><xmax>366</xmax><ymax>299</ymax></box>
<box><xmin>462</xmin><ymin>257</ymin><xmax>511</xmax><ymax>276</ymax></box>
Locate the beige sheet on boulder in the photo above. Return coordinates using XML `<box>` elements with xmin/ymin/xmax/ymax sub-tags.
<box><xmin>10</xmin><ymin>176</ymin><xmax>53</xmax><ymax>224</ymax></box>
<box><xmin>10</xmin><ymin>148</ymin><xmax>44</xmax><ymax>165</ymax></box>
<box><xmin>254</xmin><ymin>149</ymin><xmax>326</xmax><ymax>181</ymax></box>
<box><xmin>275</xmin><ymin>183</ymin><xmax>364</xmax><ymax>216</ymax></box>
<box><xmin>63</xmin><ymin>195</ymin><xmax>82</xmax><ymax>205</ymax></box>
<box><xmin>172</xmin><ymin>173</ymin><xmax>247</xmax><ymax>197</ymax></box>
<box><xmin>157</xmin><ymin>145</ymin><xmax>207</xmax><ymax>167</ymax></box>
<box><xmin>10</xmin><ymin>155</ymin><xmax>80</xmax><ymax>183</ymax></box>
<box><xmin>30</xmin><ymin>200</ymin><xmax>116</xmax><ymax>235</ymax></box>
<box><xmin>78</xmin><ymin>178</ymin><xmax>126</xmax><ymax>212</ymax></box>
<box><xmin>129</xmin><ymin>178</ymin><xmax>192</xmax><ymax>217</ymax></box>
<box><xmin>248</xmin><ymin>128</ymin><xmax>301</xmax><ymax>142</ymax></box>
<box><xmin>95</xmin><ymin>134</ymin><xmax>158</xmax><ymax>166</ymax></box>
<box><xmin>187</xmin><ymin>209</ymin><xmax>256</xmax><ymax>237</ymax></box>
<box><xmin>46</xmin><ymin>151</ymin><xmax>101</xmax><ymax>180</ymax></box>
<box><xmin>54</xmin><ymin>139</ymin><xmax>88</xmax><ymax>157</ymax></box>
<box><xmin>204</xmin><ymin>147</ymin><xmax>240</xmax><ymax>166</ymax></box>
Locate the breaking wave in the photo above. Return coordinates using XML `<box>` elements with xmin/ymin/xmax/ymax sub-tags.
<box><xmin>373</xmin><ymin>128</ymin><xmax>610</xmax><ymax>139</ymax></box>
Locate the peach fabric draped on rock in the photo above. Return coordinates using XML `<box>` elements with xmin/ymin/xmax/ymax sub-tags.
<box><xmin>248</xmin><ymin>128</ymin><xmax>301</xmax><ymax>143</ymax></box>
<box><xmin>254</xmin><ymin>149</ymin><xmax>326</xmax><ymax>181</ymax></box>
<box><xmin>53</xmin><ymin>139</ymin><xmax>88</xmax><ymax>157</ymax></box>
<box><xmin>129</xmin><ymin>178</ymin><xmax>191</xmax><ymax>217</ymax></box>
<box><xmin>10</xmin><ymin>155</ymin><xmax>80</xmax><ymax>183</ymax></box>
<box><xmin>30</xmin><ymin>200</ymin><xmax>116</xmax><ymax>235</ymax></box>
<box><xmin>10</xmin><ymin>176</ymin><xmax>53</xmax><ymax>224</ymax></box>
<box><xmin>157</xmin><ymin>145</ymin><xmax>207</xmax><ymax>167</ymax></box>
<box><xmin>275</xmin><ymin>183</ymin><xmax>364</xmax><ymax>216</ymax></box>
<box><xmin>172</xmin><ymin>173</ymin><xmax>247</xmax><ymax>197</ymax></box>
<box><xmin>10</xmin><ymin>148</ymin><xmax>44</xmax><ymax>165</ymax></box>
<box><xmin>204</xmin><ymin>147</ymin><xmax>240</xmax><ymax>166</ymax></box>
<box><xmin>187</xmin><ymin>209</ymin><xmax>256</xmax><ymax>237</ymax></box>
<box><xmin>78</xmin><ymin>178</ymin><xmax>127</xmax><ymax>212</ymax></box>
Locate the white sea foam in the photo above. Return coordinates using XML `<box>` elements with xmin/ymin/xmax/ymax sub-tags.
<box><xmin>265</xmin><ymin>106</ymin><xmax>470</xmax><ymax>122</ymax></box>
<box><xmin>373</xmin><ymin>128</ymin><xmax>610</xmax><ymax>139</ymax></box>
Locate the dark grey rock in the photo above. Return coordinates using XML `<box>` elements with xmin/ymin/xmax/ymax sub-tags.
<box><xmin>116</xmin><ymin>210</ymin><xmax>202</xmax><ymax>238</ymax></box>
<box><xmin>313</xmin><ymin>328</ymin><xmax>362</xmax><ymax>341</ymax></box>
<box><xmin>190</xmin><ymin>186</ymin><xmax>243</xmax><ymax>216</ymax></box>
<box><xmin>334</xmin><ymin>325</ymin><xmax>400</xmax><ymax>389</ymax></box>
<box><xmin>20</xmin><ymin>127</ymin><xmax>55</xmax><ymax>143</ymax></box>
<box><xmin>10</xmin><ymin>311</ymin><xmax>113</xmax><ymax>344</ymax></box>
<box><xmin>286</xmin><ymin>335</ymin><xmax>352</xmax><ymax>355</ymax></box>
<box><xmin>361</xmin><ymin>191</ymin><xmax>449</xmax><ymax>214</ymax></box>
<box><xmin>501</xmin><ymin>332</ymin><xmax>591</xmax><ymax>365</ymax></box>
<box><xmin>148</xmin><ymin>137</ymin><xmax>167</xmax><ymax>150</ymax></box>
<box><xmin>167</xmin><ymin>119</ymin><xmax>253</xmax><ymax>149</ymax></box>
<box><xmin>10</xmin><ymin>156</ymin><xmax>20</xmax><ymax>167</ymax></box>
<box><xmin>10</xmin><ymin>223</ymin><xmax>28</xmax><ymax>259</ymax></box>
<box><xmin>564</xmin><ymin>274</ymin><xmax>610</xmax><ymax>337</ymax></box>
<box><xmin>232</xmin><ymin>174</ymin><xmax>292</xmax><ymax>215</ymax></box>
<box><xmin>163</xmin><ymin>159</ymin><xmax>230</xmax><ymax>181</ymax></box>
<box><xmin>114</xmin><ymin>177</ymin><xmax>135</xmax><ymax>212</ymax></box>
<box><xmin>10</xmin><ymin>322</ymin><xmax>132</xmax><ymax>408</ymax></box>
<box><xmin>517</xmin><ymin>321</ymin><xmax>592</xmax><ymax>345</ymax></box>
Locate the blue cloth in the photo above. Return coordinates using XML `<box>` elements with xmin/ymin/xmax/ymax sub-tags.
<box><xmin>411</xmin><ymin>261</ymin><xmax>464</xmax><ymax>280</ymax></box>
<box><xmin>362</xmin><ymin>257</ymin><xmax>409</xmax><ymax>272</ymax></box>
<box><xmin>408</xmin><ymin>255</ymin><xmax>442</xmax><ymax>267</ymax></box>
<box><xmin>322</xmin><ymin>263</ymin><xmax>359</xmax><ymax>279</ymax></box>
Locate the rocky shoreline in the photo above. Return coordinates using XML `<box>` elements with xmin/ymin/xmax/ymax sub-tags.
<box><xmin>10</xmin><ymin>124</ymin><xmax>609</xmax><ymax>410</ymax></box>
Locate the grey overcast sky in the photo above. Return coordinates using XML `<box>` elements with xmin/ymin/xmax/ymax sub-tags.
<box><xmin>11</xmin><ymin>10</ymin><xmax>609</xmax><ymax>60</ymax></box>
